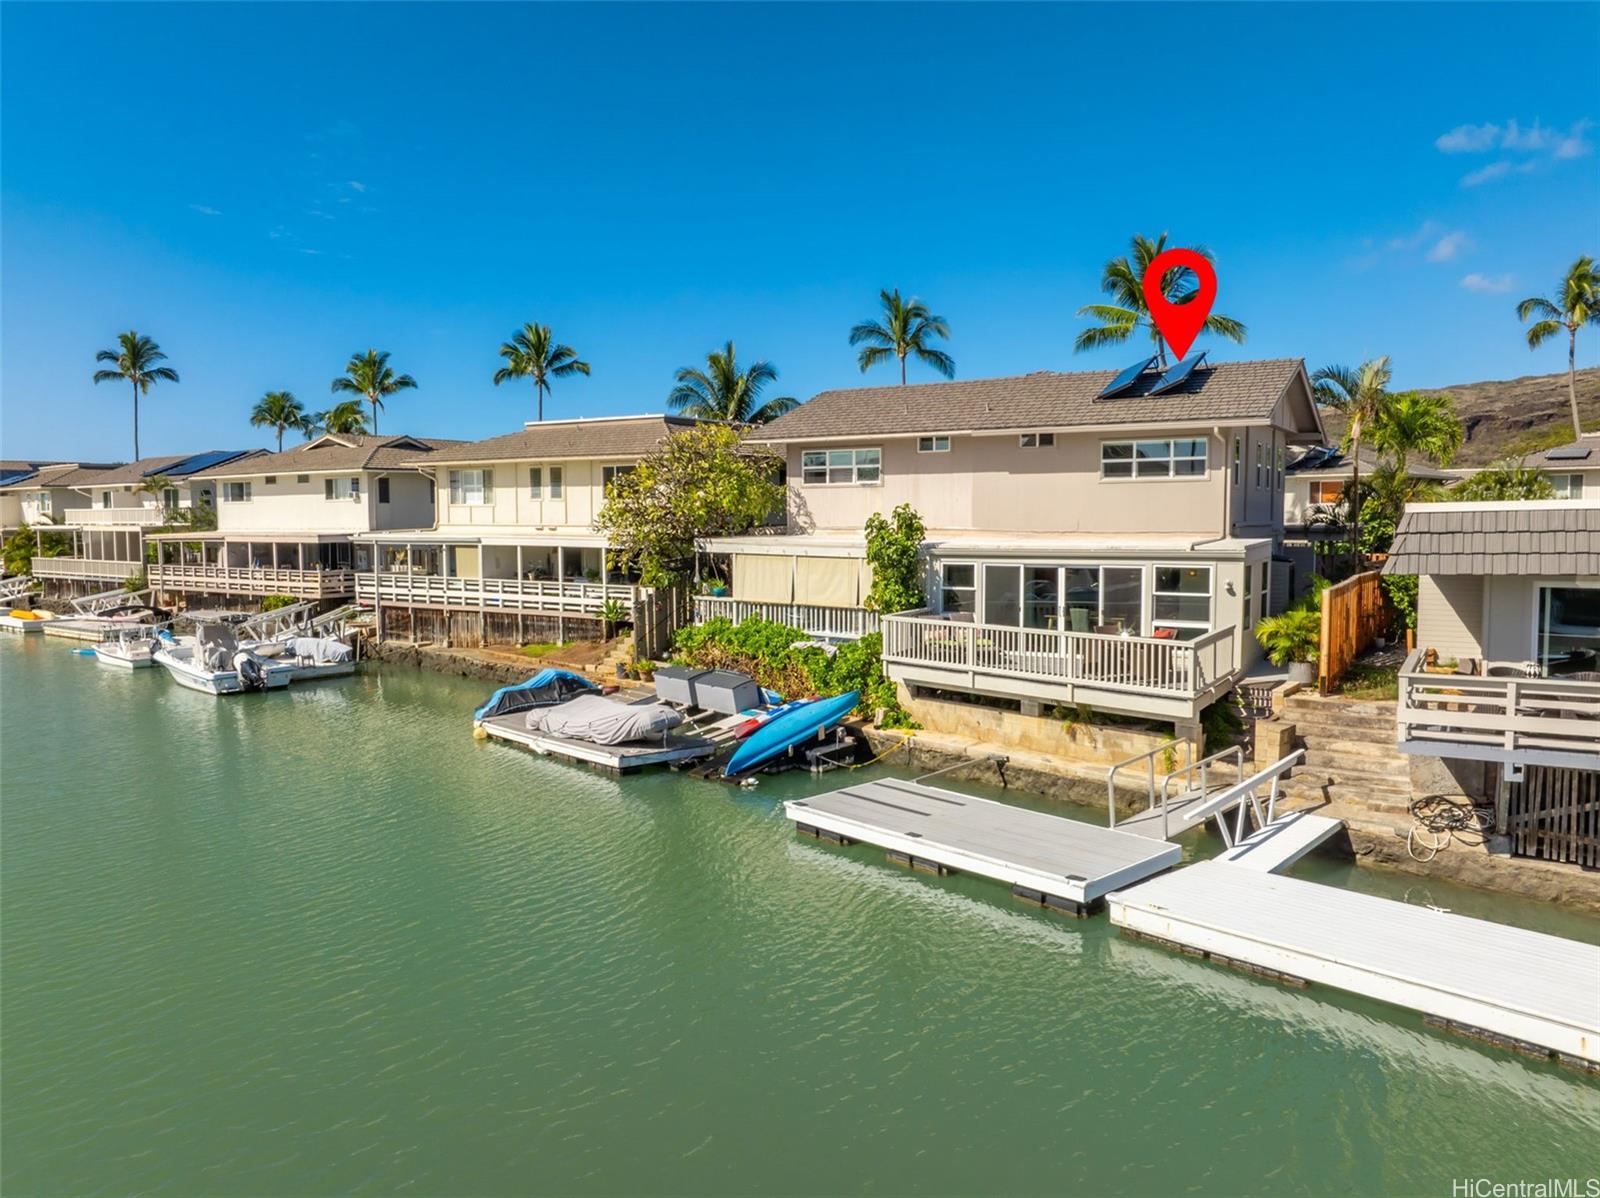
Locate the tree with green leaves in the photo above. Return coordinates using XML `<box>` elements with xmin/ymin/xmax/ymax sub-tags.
<box><xmin>1075</xmin><ymin>233</ymin><xmax>1247</xmax><ymax>365</ymax></box>
<box><xmin>330</xmin><ymin>349</ymin><xmax>416</xmax><ymax>434</ymax></box>
<box><xmin>596</xmin><ymin>423</ymin><xmax>785</xmax><ymax>586</ymax></box>
<box><xmin>1451</xmin><ymin>459</ymin><xmax>1558</xmax><ymax>501</ymax></box>
<box><xmin>250</xmin><ymin>390</ymin><xmax>312</xmax><ymax>451</ymax></box>
<box><xmin>1369</xmin><ymin>389</ymin><xmax>1464</xmax><ymax>472</ymax></box>
<box><xmin>492</xmin><ymin>322</ymin><xmax>590</xmax><ymax>423</ymax></box>
<box><xmin>310</xmin><ymin>401</ymin><xmax>369</xmax><ymax>436</ymax></box>
<box><xmin>667</xmin><ymin>341</ymin><xmax>798</xmax><ymax>424</ymax></box>
<box><xmin>92</xmin><ymin>331</ymin><xmax>179</xmax><ymax>459</ymax></box>
<box><xmin>1516</xmin><ymin>255</ymin><xmax>1600</xmax><ymax>439</ymax></box>
<box><xmin>849</xmin><ymin>289</ymin><xmax>955</xmax><ymax>384</ymax></box>
<box><xmin>3</xmin><ymin>521</ymin><xmax>70</xmax><ymax>577</ymax></box>
<box><xmin>863</xmin><ymin>503</ymin><xmax>926</xmax><ymax>613</ymax></box>
<box><xmin>1312</xmin><ymin>356</ymin><xmax>1394</xmax><ymax>571</ymax></box>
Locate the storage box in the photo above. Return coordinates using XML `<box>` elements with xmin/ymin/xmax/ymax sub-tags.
<box><xmin>652</xmin><ymin>666</ymin><xmax>710</xmax><ymax>706</ymax></box>
<box><xmin>691</xmin><ymin>669</ymin><xmax>762</xmax><ymax>715</ymax></box>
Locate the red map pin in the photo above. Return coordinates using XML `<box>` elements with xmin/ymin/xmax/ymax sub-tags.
<box><xmin>1141</xmin><ymin>248</ymin><xmax>1216</xmax><ymax>360</ymax></box>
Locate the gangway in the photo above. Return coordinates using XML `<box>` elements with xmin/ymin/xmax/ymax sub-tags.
<box><xmin>0</xmin><ymin>575</ymin><xmax>35</xmax><ymax>604</ymax></box>
<box><xmin>71</xmin><ymin>586</ymin><xmax>153</xmax><ymax>616</ymax></box>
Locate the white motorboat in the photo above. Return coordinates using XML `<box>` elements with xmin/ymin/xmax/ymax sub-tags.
<box><xmin>93</xmin><ymin>627</ymin><xmax>161</xmax><ymax>669</ymax></box>
<box><xmin>152</xmin><ymin>625</ymin><xmax>356</xmax><ymax>695</ymax></box>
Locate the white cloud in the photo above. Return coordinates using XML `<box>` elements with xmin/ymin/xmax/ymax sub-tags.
<box><xmin>188</xmin><ymin>203</ymin><xmax>222</xmax><ymax>216</ymax></box>
<box><xmin>1426</xmin><ymin>231</ymin><xmax>1471</xmax><ymax>262</ymax></box>
<box><xmin>1436</xmin><ymin>122</ymin><xmax>1500</xmax><ymax>153</ymax></box>
<box><xmin>1461</xmin><ymin>160</ymin><xmax>1515</xmax><ymax>187</ymax></box>
<box><xmin>1386</xmin><ymin>220</ymin><xmax>1444</xmax><ymax>252</ymax></box>
<box><xmin>1460</xmin><ymin>272</ymin><xmax>1514</xmax><ymax>294</ymax></box>
<box><xmin>347</xmin><ymin>180</ymin><xmax>367</xmax><ymax>193</ymax></box>
<box><xmin>298</xmin><ymin>248</ymin><xmax>324</xmax><ymax>256</ymax></box>
<box><xmin>1500</xmin><ymin>118</ymin><xmax>1552</xmax><ymax>152</ymax></box>
<box><xmin>1555</xmin><ymin>118</ymin><xmax>1595</xmax><ymax>159</ymax></box>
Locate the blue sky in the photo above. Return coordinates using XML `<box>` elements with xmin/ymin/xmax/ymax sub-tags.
<box><xmin>2</xmin><ymin>2</ymin><xmax>1597</xmax><ymax>460</ymax></box>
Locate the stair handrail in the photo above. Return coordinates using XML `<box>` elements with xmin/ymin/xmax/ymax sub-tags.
<box><xmin>1106</xmin><ymin>736</ymin><xmax>1195</xmax><ymax>833</ymax></box>
<box><xmin>1179</xmin><ymin>750</ymin><xmax>1306</xmax><ymax>849</ymax></box>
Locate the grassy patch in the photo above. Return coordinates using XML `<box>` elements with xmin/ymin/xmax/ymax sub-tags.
<box><xmin>1336</xmin><ymin>662</ymin><xmax>1399</xmax><ymax>700</ymax></box>
<box><xmin>519</xmin><ymin>641</ymin><xmax>560</xmax><ymax>657</ymax></box>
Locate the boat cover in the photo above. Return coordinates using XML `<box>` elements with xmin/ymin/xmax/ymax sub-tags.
<box><xmin>282</xmin><ymin>636</ymin><xmax>354</xmax><ymax>664</ymax></box>
<box><xmin>523</xmin><ymin>693</ymin><xmax>684</xmax><ymax>745</ymax></box>
<box><xmin>474</xmin><ymin>668</ymin><xmax>598</xmax><ymax>720</ymax></box>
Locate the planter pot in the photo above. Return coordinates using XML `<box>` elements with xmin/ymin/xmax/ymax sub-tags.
<box><xmin>1286</xmin><ymin>661</ymin><xmax>1316</xmax><ymax>685</ymax></box>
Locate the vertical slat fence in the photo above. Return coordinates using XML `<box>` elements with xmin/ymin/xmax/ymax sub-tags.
<box><xmin>1318</xmin><ymin>571</ymin><xmax>1386</xmax><ymax>694</ymax></box>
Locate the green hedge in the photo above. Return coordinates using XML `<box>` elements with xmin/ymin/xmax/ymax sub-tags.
<box><xmin>671</xmin><ymin>616</ymin><xmax>916</xmax><ymax>729</ymax></box>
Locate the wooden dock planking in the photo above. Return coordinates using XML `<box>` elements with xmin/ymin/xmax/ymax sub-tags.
<box><xmin>1108</xmin><ymin>861</ymin><xmax>1600</xmax><ymax>1066</ymax></box>
<box><xmin>784</xmin><ymin>778</ymin><xmax>1182</xmax><ymax>911</ymax></box>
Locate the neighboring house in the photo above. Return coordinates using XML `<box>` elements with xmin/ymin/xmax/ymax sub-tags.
<box><xmin>352</xmin><ymin>415</ymin><xmax>699</xmax><ymax>648</ymax></box>
<box><xmin>0</xmin><ymin>460</ymin><xmax>123</xmax><ymax>538</ymax></box>
<box><xmin>27</xmin><ymin>451</ymin><xmax>262</xmax><ymax>596</ymax></box>
<box><xmin>1385</xmin><ymin>500</ymin><xmax>1599</xmax><ymax>865</ymax></box>
<box><xmin>1519</xmin><ymin>432</ymin><xmax>1600</xmax><ymax>499</ymax></box>
<box><xmin>704</xmin><ymin>356</ymin><xmax>1325</xmax><ymax>731</ymax></box>
<box><xmin>146</xmin><ymin>434</ymin><xmax>456</xmax><ymax>607</ymax></box>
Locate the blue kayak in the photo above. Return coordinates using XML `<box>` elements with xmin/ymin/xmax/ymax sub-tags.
<box><xmin>723</xmin><ymin>691</ymin><xmax>860</xmax><ymax>778</ymax></box>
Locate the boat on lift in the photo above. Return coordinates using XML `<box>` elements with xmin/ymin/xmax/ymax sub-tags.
<box><xmin>152</xmin><ymin>624</ymin><xmax>356</xmax><ymax>695</ymax></box>
<box><xmin>723</xmin><ymin>691</ymin><xmax>860</xmax><ymax>778</ymax></box>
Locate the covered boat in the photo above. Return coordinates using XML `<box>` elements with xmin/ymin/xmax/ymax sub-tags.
<box><xmin>523</xmin><ymin>693</ymin><xmax>685</xmax><ymax>745</ymax></box>
<box><xmin>474</xmin><ymin>669</ymin><xmax>599</xmax><ymax>720</ymax></box>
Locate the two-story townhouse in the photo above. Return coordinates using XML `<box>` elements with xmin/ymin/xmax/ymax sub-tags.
<box><xmin>699</xmin><ymin>357</ymin><xmax>1325</xmax><ymax>733</ymax></box>
<box><xmin>146</xmin><ymin>434</ymin><xmax>455</xmax><ymax>609</ymax></box>
<box><xmin>354</xmin><ymin>414</ymin><xmax>700</xmax><ymax>648</ymax></box>
<box><xmin>0</xmin><ymin>461</ymin><xmax>123</xmax><ymax>542</ymax></box>
<box><xmin>1516</xmin><ymin>432</ymin><xmax>1600</xmax><ymax>499</ymax></box>
<box><xmin>26</xmin><ymin>451</ymin><xmax>262</xmax><ymax>597</ymax></box>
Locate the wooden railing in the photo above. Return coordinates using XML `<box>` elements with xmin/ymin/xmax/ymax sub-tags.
<box><xmin>1396</xmin><ymin>650</ymin><xmax>1600</xmax><ymax>769</ymax></box>
<box><xmin>1319</xmin><ymin>570</ymin><xmax>1385</xmax><ymax>693</ymax></box>
<box><xmin>881</xmin><ymin>610</ymin><xmax>1238</xmax><ymax>700</ymax></box>
<box><xmin>692</xmin><ymin>595</ymin><xmax>880</xmax><ymax>639</ymax></box>
<box><xmin>148</xmin><ymin>563</ymin><xmax>355</xmax><ymax>598</ymax></box>
<box><xmin>356</xmin><ymin>572</ymin><xmax>641</xmax><ymax>616</ymax></box>
<box><xmin>63</xmin><ymin>508</ymin><xmax>166</xmax><ymax>526</ymax></box>
<box><xmin>30</xmin><ymin>557</ymin><xmax>143</xmax><ymax>580</ymax></box>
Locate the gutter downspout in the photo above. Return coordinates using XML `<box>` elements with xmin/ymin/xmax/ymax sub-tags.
<box><xmin>1189</xmin><ymin>427</ymin><xmax>1233</xmax><ymax>551</ymax></box>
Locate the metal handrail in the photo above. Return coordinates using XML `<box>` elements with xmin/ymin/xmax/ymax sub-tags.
<box><xmin>1106</xmin><ymin>736</ymin><xmax>1195</xmax><ymax>836</ymax></box>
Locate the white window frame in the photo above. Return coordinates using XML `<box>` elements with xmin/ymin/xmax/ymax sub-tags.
<box><xmin>1152</xmin><ymin>563</ymin><xmax>1213</xmax><ymax>638</ymax></box>
<box><xmin>296</xmin><ymin>474</ymin><xmax>310</xmax><ymax>484</ymax></box>
<box><xmin>222</xmin><ymin>481</ymin><xmax>252</xmax><ymax>503</ymax></box>
<box><xmin>529</xmin><ymin>466</ymin><xmax>542</xmax><ymax>499</ymax></box>
<box><xmin>939</xmin><ymin>560</ymin><xmax>977</xmax><ymax>615</ymax></box>
<box><xmin>161</xmin><ymin>487</ymin><xmax>180</xmax><ymax>509</ymax></box>
<box><xmin>1018</xmin><ymin>432</ymin><xmax>1056</xmax><ymax>449</ymax></box>
<box><xmin>602</xmin><ymin>464</ymin><xmax>636</xmax><ymax>491</ymax></box>
<box><xmin>800</xmin><ymin>447</ymin><xmax>881</xmax><ymax>486</ymax></box>
<box><xmin>100</xmin><ymin>491</ymin><xmax>112</xmax><ymax>508</ymax></box>
<box><xmin>548</xmin><ymin>465</ymin><xmax>564</xmax><ymax>499</ymax></box>
<box><xmin>1100</xmin><ymin>438</ymin><xmax>1208</xmax><ymax>480</ymax></box>
<box><xmin>324</xmin><ymin>476</ymin><xmax>361</xmax><ymax>501</ymax></box>
<box><xmin>918</xmin><ymin>436</ymin><xmax>951</xmax><ymax>454</ymax></box>
<box><xmin>377</xmin><ymin>476</ymin><xmax>390</xmax><ymax>504</ymax></box>
<box><xmin>1549</xmin><ymin>473</ymin><xmax>1585</xmax><ymax>500</ymax></box>
<box><xmin>36</xmin><ymin>491</ymin><xmax>51</xmax><ymax>513</ymax></box>
<box><xmin>447</xmin><ymin>468</ymin><xmax>494</xmax><ymax>506</ymax></box>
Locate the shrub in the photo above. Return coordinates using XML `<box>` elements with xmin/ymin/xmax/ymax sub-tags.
<box><xmin>671</xmin><ymin>616</ymin><xmax>916</xmax><ymax>729</ymax></box>
<box><xmin>863</xmin><ymin>503</ymin><xmax>925</xmax><ymax>613</ymax></box>
<box><xmin>259</xmin><ymin>594</ymin><xmax>298</xmax><ymax>612</ymax></box>
<box><xmin>1254</xmin><ymin>607</ymin><xmax>1321</xmax><ymax>666</ymax></box>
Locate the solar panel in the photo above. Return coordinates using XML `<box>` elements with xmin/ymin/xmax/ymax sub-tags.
<box><xmin>1544</xmin><ymin>445</ymin><xmax>1593</xmax><ymax>461</ymax></box>
<box><xmin>0</xmin><ymin>468</ymin><xmax>37</xmax><ymax>487</ymax></box>
<box><xmin>1146</xmin><ymin>352</ymin><xmax>1208</xmax><ymax>397</ymax></box>
<box><xmin>1096</xmin><ymin>356</ymin><xmax>1157</xmax><ymax>399</ymax></box>
<box><xmin>153</xmin><ymin>449</ymin><xmax>252</xmax><ymax>477</ymax></box>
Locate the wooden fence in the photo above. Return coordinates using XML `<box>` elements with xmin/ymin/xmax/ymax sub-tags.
<box><xmin>1318</xmin><ymin>570</ymin><xmax>1386</xmax><ymax>694</ymax></box>
<box><xmin>1505</xmin><ymin>767</ymin><xmax>1600</xmax><ymax>869</ymax></box>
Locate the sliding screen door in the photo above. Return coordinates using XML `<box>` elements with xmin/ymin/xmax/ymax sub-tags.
<box><xmin>983</xmin><ymin>564</ymin><xmax>1022</xmax><ymax>626</ymax></box>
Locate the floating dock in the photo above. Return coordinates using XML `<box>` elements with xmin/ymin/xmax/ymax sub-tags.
<box><xmin>784</xmin><ymin>778</ymin><xmax>1182</xmax><ymax>914</ymax></box>
<box><xmin>477</xmin><ymin>710</ymin><xmax>718</xmax><ymax>773</ymax></box>
<box><xmin>1108</xmin><ymin>861</ymin><xmax>1600</xmax><ymax>1070</ymax></box>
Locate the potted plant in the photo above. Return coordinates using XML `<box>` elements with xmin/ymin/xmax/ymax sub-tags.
<box><xmin>1254</xmin><ymin>607</ymin><xmax>1320</xmax><ymax>685</ymax></box>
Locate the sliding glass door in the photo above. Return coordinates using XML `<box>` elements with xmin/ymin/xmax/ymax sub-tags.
<box><xmin>1538</xmin><ymin>585</ymin><xmax>1600</xmax><ymax>674</ymax></box>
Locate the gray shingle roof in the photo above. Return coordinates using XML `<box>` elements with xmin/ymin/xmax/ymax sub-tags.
<box><xmin>200</xmin><ymin>435</ymin><xmax>462</xmax><ymax>477</ymax></box>
<box><xmin>0</xmin><ymin>462</ymin><xmax>111</xmax><ymax>492</ymax></box>
<box><xmin>1522</xmin><ymin>435</ymin><xmax>1600</xmax><ymax>471</ymax></box>
<box><xmin>1384</xmin><ymin>503</ymin><xmax>1600</xmax><ymax>576</ymax></box>
<box><xmin>418</xmin><ymin>416</ymin><xmax>703</xmax><ymax>464</ymax></box>
<box><xmin>748</xmin><ymin>358</ymin><xmax>1312</xmax><ymax>441</ymax></box>
<box><xmin>47</xmin><ymin>452</ymin><xmax>263</xmax><ymax>487</ymax></box>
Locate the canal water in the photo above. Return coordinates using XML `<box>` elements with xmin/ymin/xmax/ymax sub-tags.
<box><xmin>3</xmin><ymin>636</ymin><xmax>1597</xmax><ymax>1196</ymax></box>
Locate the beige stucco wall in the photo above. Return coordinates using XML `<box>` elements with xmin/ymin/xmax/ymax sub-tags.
<box><xmin>214</xmin><ymin>473</ymin><xmax>377</xmax><ymax>533</ymax></box>
<box><xmin>375</xmin><ymin>472</ymin><xmax>435</xmax><ymax>531</ymax></box>
<box><xmin>1417</xmin><ymin>575</ymin><xmax>1485</xmax><ymax>661</ymax></box>
<box><xmin>23</xmin><ymin>489</ymin><xmax>91</xmax><ymax>522</ymax></box>
<box><xmin>431</xmin><ymin>458</ymin><xmax>627</xmax><ymax>532</ymax></box>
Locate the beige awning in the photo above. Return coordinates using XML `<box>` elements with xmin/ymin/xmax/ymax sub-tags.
<box><xmin>795</xmin><ymin>556</ymin><xmax>861</xmax><ymax>607</ymax></box>
<box><xmin>733</xmin><ymin>553</ymin><xmax>794</xmax><ymax>603</ymax></box>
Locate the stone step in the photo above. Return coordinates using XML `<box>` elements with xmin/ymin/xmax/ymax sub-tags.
<box><xmin>1294</xmin><ymin>733</ymin><xmax>1407</xmax><ymax>757</ymax></box>
<box><xmin>1283</xmin><ymin>710</ymin><xmax>1399</xmax><ymax>732</ymax></box>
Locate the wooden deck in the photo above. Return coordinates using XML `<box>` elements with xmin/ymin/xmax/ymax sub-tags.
<box><xmin>478</xmin><ymin>710</ymin><xmax>717</xmax><ymax>773</ymax></box>
<box><xmin>1108</xmin><ymin>861</ymin><xmax>1600</xmax><ymax>1068</ymax></box>
<box><xmin>784</xmin><ymin>779</ymin><xmax>1182</xmax><ymax>913</ymax></box>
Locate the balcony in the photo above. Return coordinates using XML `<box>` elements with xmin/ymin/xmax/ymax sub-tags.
<box><xmin>30</xmin><ymin>557</ymin><xmax>143</xmax><ymax>582</ymax></box>
<box><xmin>148</xmin><ymin>563</ymin><xmax>355</xmax><ymax>599</ymax></box>
<box><xmin>881</xmin><ymin>610</ymin><xmax>1240</xmax><ymax>722</ymax></box>
<box><xmin>692</xmin><ymin>595</ymin><xmax>880</xmax><ymax>640</ymax></box>
<box><xmin>1396</xmin><ymin>650</ymin><xmax>1600</xmax><ymax>773</ymax></box>
<box><xmin>356</xmin><ymin>572</ymin><xmax>641</xmax><ymax>616</ymax></box>
<box><xmin>62</xmin><ymin>507</ymin><xmax>167</xmax><ymax>527</ymax></box>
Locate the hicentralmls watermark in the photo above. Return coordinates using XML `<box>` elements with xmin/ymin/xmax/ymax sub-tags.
<box><xmin>1452</xmin><ymin>1181</ymin><xmax>1600</xmax><ymax>1198</ymax></box>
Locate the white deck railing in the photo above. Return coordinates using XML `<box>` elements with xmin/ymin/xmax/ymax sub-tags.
<box><xmin>692</xmin><ymin>595</ymin><xmax>880</xmax><ymax>639</ymax></box>
<box><xmin>148</xmin><ymin>563</ymin><xmax>355</xmax><ymax>598</ymax></box>
<box><xmin>882</xmin><ymin>610</ymin><xmax>1238</xmax><ymax>699</ymax></box>
<box><xmin>356</xmin><ymin>572</ymin><xmax>641</xmax><ymax>616</ymax></box>
<box><xmin>62</xmin><ymin>508</ymin><xmax>166</xmax><ymax>526</ymax></box>
<box><xmin>1396</xmin><ymin>650</ymin><xmax>1600</xmax><ymax>769</ymax></box>
<box><xmin>30</xmin><ymin>557</ymin><xmax>143</xmax><ymax>580</ymax></box>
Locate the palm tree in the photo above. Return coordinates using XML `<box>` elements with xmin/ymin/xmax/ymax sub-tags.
<box><xmin>310</xmin><ymin>401</ymin><xmax>369</xmax><ymax>436</ymax></box>
<box><xmin>330</xmin><ymin>349</ymin><xmax>416</xmax><ymax>434</ymax></box>
<box><xmin>849</xmin><ymin>289</ymin><xmax>955</xmax><ymax>384</ymax></box>
<box><xmin>1312</xmin><ymin>356</ymin><xmax>1394</xmax><ymax>572</ymax></box>
<box><xmin>92</xmin><ymin>331</ymin><xmax>179</xmax><ymax>459</ymax></box>
<box><xmin>1075</xmin><ymin>233</ymin><xmax>1247</xmax><ymax>365</ymax></box>
<box><xmin>1369</xmin><ymin>389</ymin><xmax>1464</xmax><ymax>472</ymax></box>
<box><xmin>667</xmin><ymin>341</ymin><xmax>798</xmax><ymax>424</ymax></box>
<box><xmin>249</xmin><ymin>390</ymin><xmax>311</xmax><ymax>451</ymax></box>
<box><xmin>491</xmin><ymin>322</ymin><xmax>590</xmax><ymax>422</ymax></box>
<box><xmin>1516</xmin><ymin>256</ymin><xmax>1600</xmax><ymax>440</ymax></box>
<box><xmin>1453</xmin><ymin>459</ymin><xmax>1557</xmax><ymax>502</ymax></box>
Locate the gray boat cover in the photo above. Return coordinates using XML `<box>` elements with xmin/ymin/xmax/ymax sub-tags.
<box><xmin>282</xmin><ymin>636</ymin><xmax>355</xmax><ymax>664</ymax></box>
<box><xmin>524</xmin><ymin>693</ymin><xmax>684</xmax><ymax>745</ymax></box>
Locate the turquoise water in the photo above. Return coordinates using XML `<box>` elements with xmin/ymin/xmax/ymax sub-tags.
<box><xmin>3</xmin><ymin>635</ymin><xmax>1597</xmax><ymax>1196</ymax></box>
